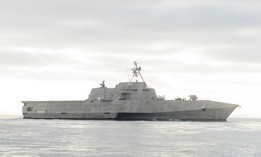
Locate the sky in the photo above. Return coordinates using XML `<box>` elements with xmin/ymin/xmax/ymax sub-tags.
<box><xmin>0</xmin><ymin>0</ymin><xmax>261</xmax><ymax>118</ymax></box>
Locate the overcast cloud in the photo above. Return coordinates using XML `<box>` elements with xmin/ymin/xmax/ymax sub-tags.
<box><xmin>0</xmin><ymin>0</ymin><xmax>261</xmax><ymax>117</ymax></box>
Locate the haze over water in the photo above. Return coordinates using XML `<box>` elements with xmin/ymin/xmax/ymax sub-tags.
<box><xmin>1</xmin><ymin>0</ymin><xmax>261</xmax><ymax>155</ymax></box>
<box><xmin>1</xmin><ymin>115</ymin><xmax>260</xmax><ymax>157</ymax></box>
<box><xmin>1</xmin><ymin>0</ymin><xmax>261</xmax><ymax>118</ymax></box>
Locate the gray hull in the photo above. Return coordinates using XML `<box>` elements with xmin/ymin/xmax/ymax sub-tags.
<box><xmin>22</xmin><ymin>100</ymin><xmax>238</xmax><ymax>121</ymax></box>
<box><xmin>116</xmin><ymin>108</ymin><xmax>237</xmax><ymax>121</ymax></box>
<box><xmin>22</xmin><ymin>80</ymin><xmax>239</xmax><ymax>121</ymax></box>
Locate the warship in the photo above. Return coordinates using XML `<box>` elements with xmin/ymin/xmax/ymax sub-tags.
<box><xmin>22</xmin><ymin>62</ymin><xmax>239</xmax><ymax>121</ymax></box>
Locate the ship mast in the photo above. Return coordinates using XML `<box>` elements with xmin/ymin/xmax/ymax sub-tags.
<box><xmin>130</xmin><ymin>61</ymin><xmax>146</xmax><ymax>84</ymax></box>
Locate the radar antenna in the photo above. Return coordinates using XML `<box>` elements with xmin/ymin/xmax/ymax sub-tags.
<box><xmin>130</xmin><ymin>61</ymin><xmax>146</xmax><ymax>83</ymax></box>
<box><xmin>100</xmin><ymin>80</ymin><xmax>106</xmax><ymax>88</ymax></box>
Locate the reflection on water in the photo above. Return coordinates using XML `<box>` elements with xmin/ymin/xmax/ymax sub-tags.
<box><xmin>0</xmin><ymin>116</ymin><xmax>261</xmax><ymax>157</ymax></box>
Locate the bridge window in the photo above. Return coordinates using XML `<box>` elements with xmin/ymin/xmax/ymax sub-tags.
<box><xmin>143</xmin><ymin>89</ymin><xmax>150</xmax><ymax>92</ymax></box>
<box><xmin>132</xmin><ymin>89</ymin><xmax>138</xmax><ymax>91</ymax></box>
<box><xmin>27</xmin><ymin>107</ymin><xmax>33</xmax><ymax>111</ymax></box>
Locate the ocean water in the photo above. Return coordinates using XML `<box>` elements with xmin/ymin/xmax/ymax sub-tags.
<box><xmin>0</xmin><ymin>116</ymin><xmax>260</xmax><ymax>157</ymax></box>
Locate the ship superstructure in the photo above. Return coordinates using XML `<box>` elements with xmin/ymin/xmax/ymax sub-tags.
<box><xmin>22</xmin><ymin>62</ymin><xmax>239</xmax><ymax>121</ymax></box>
